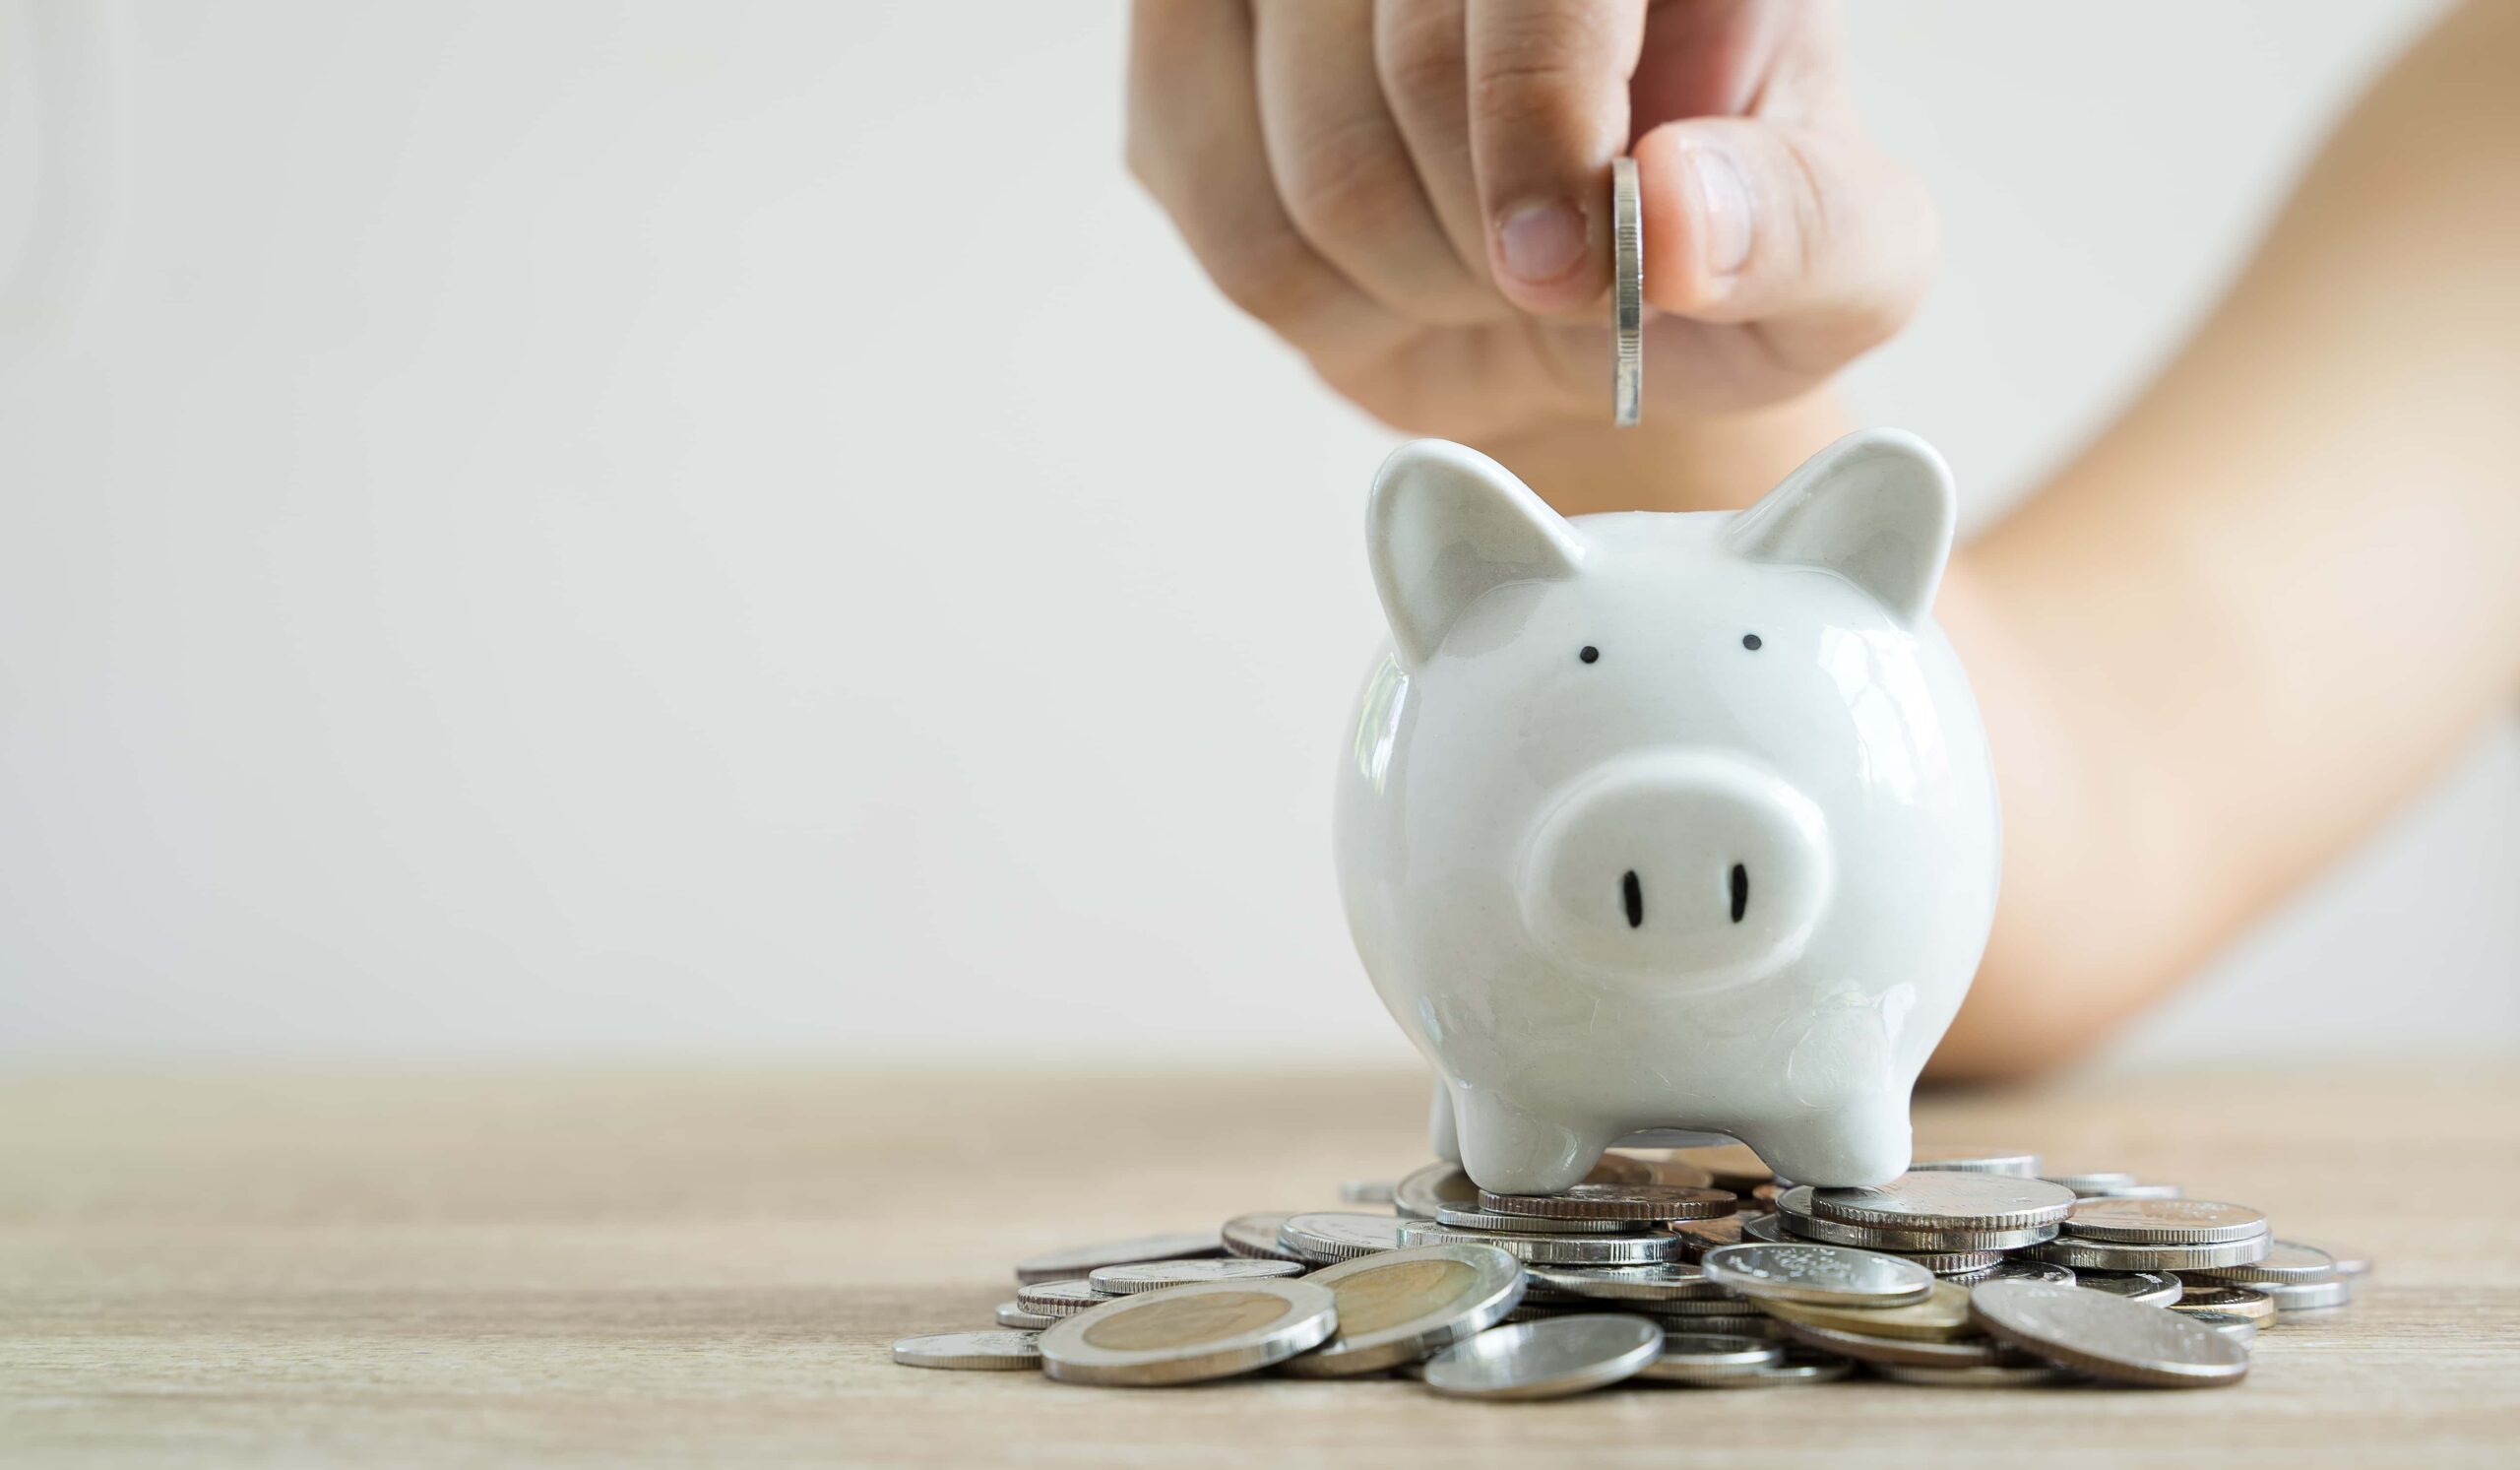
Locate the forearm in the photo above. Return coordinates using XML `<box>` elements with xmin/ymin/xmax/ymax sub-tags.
<box><xmin>1928</xmin><ymin>0</ymin><xmax>2520</xmax><ymax>1078</ymax></box>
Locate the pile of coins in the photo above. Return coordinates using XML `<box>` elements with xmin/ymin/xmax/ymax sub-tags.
<box><xmin>891</xmin><ymin>1144</ymin><xmax>2367</xmax><ymax>1395</ymax></box>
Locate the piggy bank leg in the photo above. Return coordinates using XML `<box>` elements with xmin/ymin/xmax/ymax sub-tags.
<box><xmin>1737</xmin><ymin>1100</ymin><xmax>1913</xmax><ymax>1188</ymax></box>
<box><xmin>1447</xmin><ymin>1080</ymin><xmax>1606</xmax><ymax>1195</ymax></box>
<box><xmin>1428</xmin><ymin>1078</ymin><xmax>1461</xmax><ymax>1163</ymax></box>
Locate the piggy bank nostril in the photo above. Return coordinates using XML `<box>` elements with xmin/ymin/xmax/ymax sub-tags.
<box><xmin>1731</xmin><ymin>863</ymin><xmax>1749</xmax><ymax>924</ymax></box>
<box><xmin>1621</xmin><ymin>870</ymin><xmax>1644</xmax><ymax>929</ymax></box>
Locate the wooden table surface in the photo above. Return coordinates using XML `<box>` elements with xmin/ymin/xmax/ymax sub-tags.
<box><xmin>3</xmin><ymin>1058</ymin><xmax>2516</xmax><ymax>1467</ymax></box>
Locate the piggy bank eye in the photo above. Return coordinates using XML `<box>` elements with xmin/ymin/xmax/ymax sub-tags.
<box><xmin>1741</xmin><ymin>633</ymin><xmax>1763</xmax><ymax>652</ymax></box>
<box><xmin>1579</xmin><ymin>645</ymin><xmax>1600</xmax><ymax>664</ymax></box>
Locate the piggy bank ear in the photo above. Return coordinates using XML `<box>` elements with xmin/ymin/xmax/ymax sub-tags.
<box><xmin>1368</xmin><ymin>440</ymin><xmax>1584</xmax><ymax>666</ymax></box>
<box><xmin>1725</xmin><ymin>428</ymin><xmax>1956</xmax><ymax>627</ymax></box>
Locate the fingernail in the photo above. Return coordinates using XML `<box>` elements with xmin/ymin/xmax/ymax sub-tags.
<box><xmin>1496</xmin><ymin>199</ymin><xmax>1588</xmax><ymax>286</ymax></box>
<box><xmin>1688</xmin><ymin>144</ymin><xmax>1753</xmax><ymax>275</ymax></box>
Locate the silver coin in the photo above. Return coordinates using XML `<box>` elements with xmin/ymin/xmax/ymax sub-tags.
<box><xmin>1392</xmin><ymin>1155</ymin><xmax>1651</xmax><ymax>1219</ymax></box>
<box><xmin>1738</xmin><ymin>1212</ymin><xmax>1791</xmax><ymax>1245</ymax></box>
<box><xmin>2032</xmin><ymin>1232</ymin><xmax>2269</xmax><ymax>1273</ymax></box>
<box><xmin>1776</xmin><ymin>1186</ymin><xmax>2054</xmax><ymax>1252</ymax></box>
<box><xmin>1641</xmin><ymin>1310</ymin><xmax>1779</xmax><ymax>1336</ymax></box>
<box><xmin>1279</xmin><ymin>1244</ymin><xmax>1528</xmax><ymax>1377</ymax></box>
<box><xmin>2167</xmin><ymin>1283</ymin><xmax>2275</xmax><ymax>1322</ymax></box>
<box><xmin>994</xmin><ymin>1301</ymin><xmax>1057</xmax><ymax>1330</ymax></box>
<box><xmin>1477</xmin><ymin>1183</ymin><xmax>1735</xmax><ymax>1223</ymax></box>
<box><xmin>1768</xmin><ymin>1317</ymin><xmax>2019</xmax><ymax>1368</ymax></box>
<box><xmin>1525</xmin><ymin>1261</ymin><xmax>1732</xmax><ymax>1304</ymax></box>
<box><xmin>2065</xmin><ymin>1197</ymin><xmax>2269</xmax><ymax>1244</ymax></box>
<box><xmin>1795</xmin><ymin>1213</ymin><xmax>2057</xmax><ymax>1253</ymax></box>
<box><xmin>1810</xmin><ymin>1173</ymin><xmax>2077</xmax><ymax>1233</ymax></box>
<box><xmin>1753</xmin><ymin>1278</ymin><xmax>1977</xmax><ymax>1343</ymax></box>
<box><xmin>1422</xmin><ymin>1314</ymin><xmax>1664</xmax><ymax>1399</ymax></box>
<box><xmin>2070</xmin><ymin>1269</ymin><xmax>2183</xmax><ymax>1307</ymax></box>
<box><xmin>1979</xmin><ymin>1258</ymin><xmax>2077</xmax><ymax>1288</ymax></box>
<box><xmin>1279</xmin><ymin>1212</ymin><xmax>1407</xmax><ymax>1264</ymax></box>
<box><xmin>1399</xmin><ymin>1219</ymin><xmax>1680</xmax><ymax>1265</ymax></box>
<box><xmin>1435</xmin><ymin>1203</ymin><xmax>1639</xmax><ymax>1235</ymax></box>
<box><xmin>2326</xmin><ymin>1246</ymin><xmax>2373</xmax><ymax>1278</ymax></box>
<box><xmin>1702</xmin><ymin>1243</ymin><xmax>1936</xmax><ymax>1307</ymax></box>
<box><xmin>1513</xmin><ymin>1298</ymin><xmax>1751</xmax><ymax>1328</ymax></box>
<box><xmin>1910</xmin><ymin>1147</ymin><xmax>2042</xmax><ymax>1178</ymax></box>
<box><xmin>1773</xmin><ymin>1215</ymin><xmax>1999</xmax><ymax>1274</ymax></box>
<box><xmin>2043</xmin><ymin>1170</ymin><xmax>2138</xmax><ymax>1195</ymax></box>
<box><xmin>1707</xmin><ymin>1351</ymin><xmax>1857</xmax><ymax>1387</ymax></box>
<box><xmin>1500</xmin><ymin>1300</ymin><xmax>1597</xmax><ymax>1324</ymax></box>
<box><xmin>891</xmin><ymin>1330</ymin><xmax>1043</xmax><ymax>1371</ymax></box>
<box><xmin>1394</xmin><ymin>1162</ymin><xmax>1475</xmax><ymax>1220</ymax></box>
<box><xmin>2082</xmin><ymin>1182</ymin><xmax>2183</xmax><ymax>1199</ymax></box>
<box><xmin>1609</xmin><ymin>158</ymin><xmax>1642</xmax><ymax>427</ymax></box>
<box><xmin>2186</xmin><ymin>1239</ymin><xmax>2339</xmax><ymax>1286</ymax></box>
<box><xmin>1038</xmin><ymin>1278</ymin><xmax>1338</xmax><ymax>1386</ymax></box>
<box><xmin>1089</xmin><ymin>1257</ymin><xmax>1304</xmax><ymax>1295</ymax></box>
<box><xmin>1873</xmin><ymin>1361</ymin><xmax>2074</xmax><ymax>1388</ymax></box>
<box><xmin>2251</xmin><ymin>1276</ymin><xmax>2353</xmax><ymax>1311</ymax></box>
<box><xmin>1222</xmin><ymin>1211</ymin><xmax>1306</xmax><ymax>1263</ymax></box>
<box><xmin>1016</xmin><ymin>1231</ymin><xmax>1224</xmax><ymax>1285</ymax></box>
<box><xmin>1013</xmin><ymin>1278</ymin><xmax>1115</xmax><ymax>1317</ymax></box>
<box><xmin>1523</xmin><ymin>1304</ymin><xmax>1758</xmax><ymax>1337</ymax></box>
<box><xmin>1915</xmin><ymin>1249</ymin><xmax>2006</xmax><ymax>1277</ymax></box>
<box><xmin>1632</xmin><ymin>1332</ymin><xmax>1783</xmax><ymax>1385</ymax></box>
<box><xmin>2180</xmin><ymin>1310</ymin><xmax>2261</xmax><ymax>1343</ymax></box>
<box><xmin>1646</xmin><ymin>1296</ymin><xmax>1769</xmax><ymax>1318</ymax></box>
<box><xmin>1340</xmin><ymin>1180</ymin><xmax>1397</xmax><ymax>1204</ymax></box>
<box><xmin>1969</xmin><ymin>1279</ymin><xmax>2248</xmax><ymax>1388</ymax></box>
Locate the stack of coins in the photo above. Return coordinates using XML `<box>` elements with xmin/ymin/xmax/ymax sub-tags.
<box><xmin>1773</xmin><ymin>1173</ymin><xmax>2078</xmax><ymax>1280</ymax></box>
<box><xmin>893</xmin><ymin>1142</ymin><xmax>2368</xmax><ymax>1396</ymax></box>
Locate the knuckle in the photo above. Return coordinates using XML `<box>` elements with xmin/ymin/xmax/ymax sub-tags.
<box><xmin>1203</xmin><ymin>225</ymin><xmax>1327</xmax><ymax>326</ymax></box>
<box><xmin>1375</xmin><ymin>7</ymin><xmax>1465</xmax><ymax>111</ymax></box>
<box><xmin>1469</xmin><ymin>4</ymin><xmax>1615</xmax><ymax>111</ymax></box>
<box><xmin>1279</xmin><ymin>116</ymin><xmax>1410</xmax><ymax>242</ymax></box>
<box><xmin>1468</xmin><ymin>54</ymin><xmax>1585</xmax><ymax>128</ymax></box>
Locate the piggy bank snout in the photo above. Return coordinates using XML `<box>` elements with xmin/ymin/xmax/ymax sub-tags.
<box><xmin>1517</xmin><ymin>753</ymin><xmax>1834</xmax><ymax>987</ymax></box>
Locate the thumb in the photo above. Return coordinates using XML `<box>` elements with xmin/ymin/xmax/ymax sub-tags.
<box><xmin>1633</xmin><ymin>115</ymin><xmax>1936</xmax><ymax>336</ymax></box>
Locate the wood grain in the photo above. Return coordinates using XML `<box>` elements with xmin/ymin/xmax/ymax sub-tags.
<box><xmin>2</xmin><ymin>1059</ymin><xmax>2515</xmax><ymax>1467</ymax></box>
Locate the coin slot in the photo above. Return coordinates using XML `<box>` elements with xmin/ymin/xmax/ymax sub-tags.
<box><xmin>1730</xmin><ymin>863</ymin><xmax>1748</xmax><ymax>924</ymax></box>
<box><xmin>1621</xmin><ymin>870</ymin><xmax>1643</xmax><ymax>928</ymax></box>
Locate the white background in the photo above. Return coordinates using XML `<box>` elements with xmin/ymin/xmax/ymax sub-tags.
<box><xmin>3</xmin><ymin>0</ymin><xmax>2509</xmax><ymax>1068</ymax></box>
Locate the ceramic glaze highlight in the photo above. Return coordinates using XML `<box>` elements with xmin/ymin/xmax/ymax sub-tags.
<box><xmin>1334</xmin><ymin>430</ymin><xmax>2000</xmax><ymax>1193</ymax></box>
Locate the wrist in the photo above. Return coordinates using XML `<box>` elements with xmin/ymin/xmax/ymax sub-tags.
<box><xmin>1470</xmin><ymin>389</ymin><xmax>1852</xmax><ymax>517</ymax></box>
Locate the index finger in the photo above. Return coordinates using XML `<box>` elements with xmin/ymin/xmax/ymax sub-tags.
<box><xmin>1465</xmin><ymin>0</ymin><xmax>1646</xmax><ymax>312</ymax></box>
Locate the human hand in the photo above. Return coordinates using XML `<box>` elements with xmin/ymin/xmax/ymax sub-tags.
<box><xmin>1126</xmin><ymin>0</ymin><xmax>1935</xmax><ymax>444</ymax></box>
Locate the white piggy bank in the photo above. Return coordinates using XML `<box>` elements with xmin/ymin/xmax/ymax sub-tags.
<box><xmin>1334</xmin><ymin>429</ymin><xmax>2000</xmax><ymax>1193</ymax></box>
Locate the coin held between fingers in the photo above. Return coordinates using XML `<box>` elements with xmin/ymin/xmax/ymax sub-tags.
<box><xmin>1611</xmin><ymin>158</ymin><xmax>1643</xmax><ymax>427</ymax></box>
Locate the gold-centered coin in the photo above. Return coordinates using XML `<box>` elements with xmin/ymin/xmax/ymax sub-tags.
<box><xmin>1040</xmin><ymin>1278</ymin><xmax>1338</xmax><ymax>1386</ymax></box>
<box><xmin>1751</xmin><ymin>1278</ymin><xmax>1977</xmax><ymax>1342</ymax></box>
<box><xmin>1081</xmin><ymin>1290</ymin><xmax>1288</xmax><ymax>1351</ymax></box>
<box><xmin>1279</xmin><ymin>1243</ymin><xmax>1526</xmax><ymax>1377</ymax></box>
